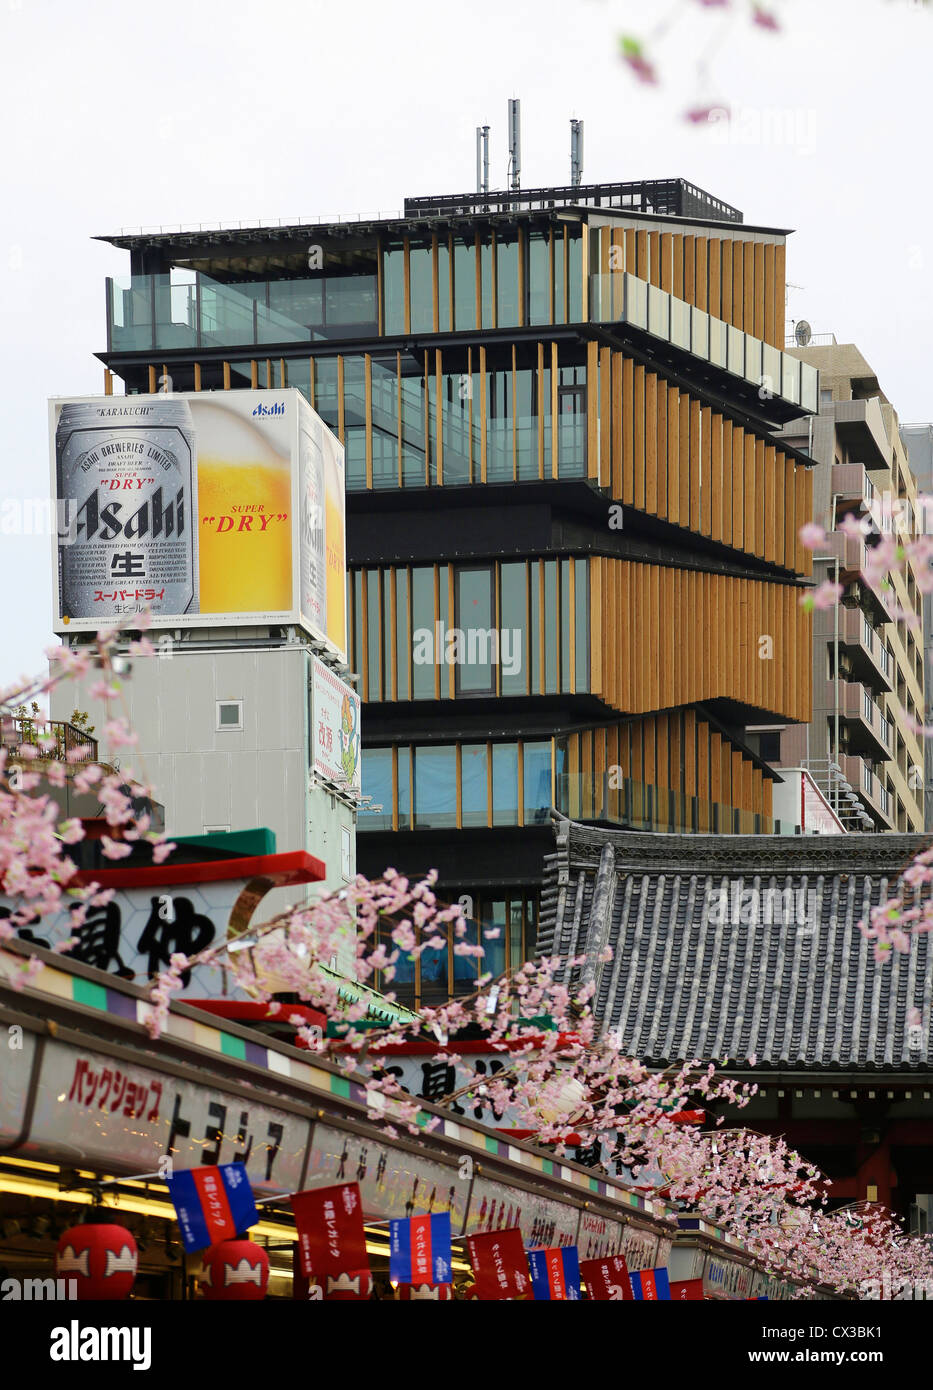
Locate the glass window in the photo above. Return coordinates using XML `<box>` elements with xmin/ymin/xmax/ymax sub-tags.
<box><xmin>414</xmin><ymin>745</ymin><xmax>457</xmax><ymax>828</ymax></box>
<box><xmin>508</xmin><ymin>898</ymin><xmax>524</xmax><ymax>972</ymax></box>
<box><xmin>515</xmin><ymin>367</ymin><xmax>536</xmax><ymax>480</ymax></box>
<box><xmin>437</xmin><ymin>239</ymin><xmax>451</xmax><ymax>333</ymax></box>
<box><xmin>400</xmin><ymin>358</ymin><xmax>425</xmax><ymax>486</ymax></box>
<box><xmin>544</xmin><ymin>560</ymin><xmax>558</xmax><ymax>693</ymax></box>
<box><xmin>500</xmin><ymin>561</ymin><xmax>528</xmax><ymax>697</ymax></box>
<box><xmin>480</xmin><ymin>237</ymin><xmax>494</xmax><ymax>329</ymax></box>
<box><xmin>343</xmin><ymin>356</ymin><xmax>366</xmax><ymax>490</ymax></box>
<box><xmin>352</xmin><ymin>570</ymin><xmax>363</xmax><ymax>679</ymax></box>
<box><xmin>558</xmin><ymin>375</ymin><xmax>586</xmax><ymax>477</ymax></box>
<box><xmin>530</xmin><ymin>562</ymin><xmax>541</xmax><ymax>695</ymax></box>
<box><xmin>496</xmin><ymin>233</ymin><xmax>519</xmax><ymax>328</ymax></box>
<box><xmin>395</xmin><ymin>569</ymin><xmax>410</xmax><ymax>700</ymax></box>
<box><xmin>411</xmin><ymin>566</ymin><xmax>435</xmax><ymax>699</ymax></box>
<box><xmin>554</xmin><ymin>232</ymin><xmax>566</xmax><ymax>322</ymax></box>
<box><xmin>481</xmin><ymin>899</ymin><xmax>507</xmax><ymax>978</ymax></box>
<box><xmin>453</xmin><ymin>915</ymin><xmax>478</xmax><ymax>987</ymax></box>
<box><xmin>492</xmin><ymin>744</ymin><xmax>519</xmax><ymax>826</ymax></box>
<box><xmin>560</xmin><ymin>558</ymin><xmax>572</xmax><ymax>691</ymax></box>
<box><xmin>453</xmin><ymin>235</ymin><xmax>477</xmax><ymax>330</ymax></box>
<box><xmin>383</xmin><ymin>241</ymin><xmax>406</xmax><ymax>335</ymax></box>
<box><xmin>284</xmin><ymin>356</ymin><xmax>311</xmax><ymax>404</ymax></box>
<box><xmin>455</xmin><ymin>566</ymin><xmax>495</xmax><ymax>695</ymax></box>
<box><xmin>567</xmin><ymin>229</ymin><xmax>583</xmax><ymax>321</ymax></box>
<box><xmin>442</xmin><ymin>372</ymin><xmax>471</xmax><ymax>484</ymax></box>
<box><xmin>361</xmin><ymin>748</ymin><xmax>392</xmax><ymax>832</ymax></box>
<box><xmin>366</xmin><ymin>569</ymin><xmax>382</xmax><ymax>700</ymax></box>
<box><xmin>324</xmin><ymin>275</ymin><xmax>378</xmax><ymax>331</ymax></box>
<box><xmin>371</xmin><ymin>355</ymin><xmax>399</xmax><ymax>489</ymax></box>
<box><xmin>410</xmin><ymin>241</ymin><xmax>434</xmax><ymax>334</ymax></box>
<box><xmin>461</xmin><ymin>743</ymin><xmax>489</xmax><ymax>826</ymax></box>
<box><xmin>527</xmin><ymin>231</ymin><xmax>550</xmax><ymax>326</ymax></box>
<box><xmin>574</xmin><ymin>558</ymin><xmax>589</xmax><ymax>691</ymax></box>
<box><xmin>486</xmin><ymin>367</ymin><xmax>513</xmax><ymax>482</ymax></box>
<box><xmin>398</xmin><ymin>747</ymin><xmax>411</xmax><ymax>828</ymax></box>
<box><xmin>266</xmin><ymin>279</ymin><xmax>320</xmax><ymax>340</ymax></box>
<box><xmin>523</xmin><ymin>740</ymin><xmax>552</xmax><ymax>825</ymax></box>
<box><xmin>313</xmin><ymin>357</ymin><xmax>339</xmax><ymax>431</ymax></box>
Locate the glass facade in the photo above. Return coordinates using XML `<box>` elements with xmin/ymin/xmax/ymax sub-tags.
<box><xmin>348</xmin><ymin>558</ymin><xmax>589</xmax><ymax>703</ymax></box>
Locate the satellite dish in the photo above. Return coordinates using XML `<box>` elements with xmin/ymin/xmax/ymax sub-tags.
<box><xmin>794</xmin><ymin>320</ymin><xmax>812</xmax><ymax>347</ymax></box>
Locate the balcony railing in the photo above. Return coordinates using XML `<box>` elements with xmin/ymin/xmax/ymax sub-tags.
<box><xmin>1</xmin><ymin>717</ymin><xmax>98</xmax><ymax>764</ymax></box>
<box><xmin>588</xmin><ymin>271</ymin><xmax>819</xmax><ymax>414</ymax></box>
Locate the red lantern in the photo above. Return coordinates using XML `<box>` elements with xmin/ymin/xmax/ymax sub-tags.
<box><xmin>55</xmin><ymin>1223</ymin><xmax>138</xmax><ymax>1300</ymax></box>
<box><xmin>317</xmin><ymin>1268</ymin><xmax>372</xmax><ymax>1300</ymax></box>
<box><xmin>397</xmin><ymin>1282</ymin><xmax>454</xmax><ymax>1300</ymax></box>
<box><xmin>201</xmin><ymin>1239</ymin><xmax>269</xmax><ymax>1300</ymax></box>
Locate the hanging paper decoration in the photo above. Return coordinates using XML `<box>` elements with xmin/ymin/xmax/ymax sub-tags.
<box><xmin>201</xmin><ymin>1238</ymin><xmax>270</xmax><ymax>1301</ymax></box>
<box><xmin>397</xmin><ymin>1282</ymin><xmax>454</xmax><ymax>1300</ymax></box>
<box><xmin>167</xmin><ymin>1163</ymin><xmax>258</xmax><ymax>1253</ymax></box>
<box><xmin>580</xmin><ymin>1253</ymin><xmax>633</xmax><ymax>1301</ymax></box>
<box><xmin>630</xmin><ymin>1267</ymin><xmax>672</xmax><ymax>1300</ymax></box>
<box><xmin>529</xmin><ymin>1245</ymin><xmax>582</xmax><ymax>1301</ymax></box>
<box><xmin>389</xmin><ymin>1212</ymin><xmax>452</xmax><ymax>1287</ymax></box>
<box><xmin>670</xmin><ymin>1277</ymin><xmax>705</xmax><ymax>1300</ymax></box>
<box><xmin>290</xmin><ymin>1181</ymin><xmax>370</xmax><ymax>1299</ymax></box>
<box><xmin>55</xmin><ymin>1222</ymin><xmax>138</xmax><ymax>1300</ymax></box>
<box><xmin>465</xmin><ymin>1228</ymin><xmax>530</xmax><ymax>1300</ymax></box>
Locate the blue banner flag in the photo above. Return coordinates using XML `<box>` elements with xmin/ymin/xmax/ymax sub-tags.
<box><xmin>167</xmin><ymin>1163</ymin><xmax>258</xmax><ymax>1253</ymax></box>
<box><xmin>389</xmin><ymin>1212</ymin><xmax>453</xmax><ymax>1285</ymax></box>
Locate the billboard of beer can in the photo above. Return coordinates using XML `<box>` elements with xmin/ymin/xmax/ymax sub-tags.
<box><xmin>49</xmin><ymin>388</ymin><xmax>347</xmax><ymax>660</ymax></box>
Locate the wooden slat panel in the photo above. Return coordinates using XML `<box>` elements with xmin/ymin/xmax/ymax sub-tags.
<box><xmin>636</xmin><ymin>229</ymin><xmax>648</xmax><ymax>280</ymax></box>
<box><xmin>611</xmin><ymin>352</ymin><xmax>622</xmax><ymax>498</ymax></box>
<box><xmin>708</xmin><ymin>239</ymin><xmax>721</xmax><ymax>321</ymax></box>
<box><xmin>710</xmin><ymin>410</ymin><xmax>723</xmax><ymax>543</ymax></box>
<box><xmin>732</xmin><ymin>240</ymin><xmax>744</xmax><ymax>331</ymax></box>
<box><xmin>744</xmin><ymin>241</ymin><xmax>755</xmax><ymax>336</ymax></box>
<box><xmin>764</xmin><ymin>443</ymin><xmax>777</xmax><ymax>563</ymax></box>
<box><xmin>700</xmin><ymin>405</ymin><xmax>712</xmax><ymax>537</ymax></box>
<box><xmin>636</xmin><ymin>366</ymin><xmax>649</xmax><ymax>512</ymax></box>
<box><xmin>672</xmin><ymin>234</ymin><xmax>684</xmax><ymax>299</ymax></box>
<box><xmin>774</xmin><ymin>447</ymin><xmax>785</xmax><ymax>566</ymax></box>
<box><xmin>648</xmin><ymin>231</ymin><xmax>661</xmax><ymax>287</ymax></box>
<box><xmin>732</xmin><ymin>422</ymin><xmax>744</xmax><ymax>551</ymax></box>
<box><xmin>684</xmin><ymin>235</ymin><xmax>696</xmax><ymax>306</ymax></box>
<box><xmin>587</xmin><ymin>340</ymin><xmax>599</xmax><ymax>480</ymax></box>
<box><xmin>660</xmin><ymin>233</ymin><xmax>673</xmax><ymax>293</ymax></box>
<box><xmin>679</xmin><ymin>393</ymin><xmax>690</xmax><ymax>527</ymax></box>
<box><xmin>754</xmin><ymin>242</ymin><xmax>765</xmax><ymax>340</ymax></box>
<box><xmin>645</xmin><ymin>373</ymin><xmax>658</xmax><ymax>516</ymax></box>
<box><xmin>622</xmin><ymin>356</ymin><xmax>635</xmax><ymax>505</ymax></box>
<box><xmin>763</xmin><ymin>242</ymin><xmax>776</xmax><ymax>347</ymax></box>
<box><xmin>695</xmin><ymin>236</ymin><xmax>708</xmax><ymax>313</ymax></box>
<box><xmin>667</xmin><ymin>385</ymin><xmax>679</xmax><ymax>526</ymax></box>
<box><xmin>690</xmin><ymin>398</ymin><xmax>701</xmax><ymax>532</ymax></box>
<box><xmin>795</xmin><ymin>463</ymin><xmax>809</xmax><ymax>574</ymax></box>
<box><xmin>745</xmin><ymin>433</ymin><xmax>756</xmax><ymax>557</ymax></box>
<box><xmin>721</xmin><ymin>239</ymin><xmax>733</xmax><ymax>324</ymax></box>
<box><xmin>774</xmin><ymin>241</ymin><xmax>786</xmax><ymax>348</ymax></box>
<box><xmin>784</xmin><ymin>455</ymin><xmax>796</xmax><ymax>570</ymax></box>
<box><xmin>600</xmin><ymin>345</ymin><xmax>612</xmax><ymax>488</ymax></box>
<box><xmin>754</xmin><ymin>438</ymin><xmax>766</xmax><ymax>558</ymax></box>
<box><xmin>721</xmin><ymin>419</ymin><xmax>734</xmax><ymax>546</ymax></box>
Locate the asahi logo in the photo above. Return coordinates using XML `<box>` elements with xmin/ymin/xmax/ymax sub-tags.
<box><xmin>75</xmin><ymin>486</ymin><xmax>186</xmax><ymax>542</ymax></box>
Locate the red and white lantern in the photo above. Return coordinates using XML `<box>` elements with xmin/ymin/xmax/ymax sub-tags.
<box><xmin>318</xmin><ymin>1267</ymin><xmax>372</xmax><ymax>1300</ymax></box>
<box><xmin>55</xmin><ymin>1222</ymin><xmax>138</xmax><ymax>1300</ymax></box>
<box><xmin>397</xmin><ymin>1282</ymin><xmax>454</xmax><ymax>1300</ymax></box>
<box><xmin>201</xmin><ymin>1238</ymin><xmax>269</xmax><ymax>1301</ymax></box>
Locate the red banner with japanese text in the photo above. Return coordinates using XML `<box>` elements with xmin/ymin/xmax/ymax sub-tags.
<box><xmin>466</xmin><ymin>1228</ymin><xmax>530</xmax><ymax>1300</ymax></box>
<box><xmin>290</xmin><ymin>1182</ymin><xmax>369</xmax><ymax>1280</ymax></box>
<box><xmin>580</xmin><ymin>1254</ymin><xmax>633</xmax><ymax>1301</ymax></box>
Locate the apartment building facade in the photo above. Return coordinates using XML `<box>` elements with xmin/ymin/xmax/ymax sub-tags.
<box><xmin>772</xmin><ymin>343</ymin><xmax>924</xmax><ymax>832</ymax></box>
<box><xmin>899</xmin><ymin>421</ymin><xmax>933</xmax><ymax>831</ymax></box>
<box><xmin>91</xmin><ymin>177</ymin><xmax>817</xmax><ymax>1004</ymax></box>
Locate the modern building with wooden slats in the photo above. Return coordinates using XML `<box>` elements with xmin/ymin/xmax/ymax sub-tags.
<box><xmin>96</xmin><ymin>177</ymin><xmax>817</xmax><ymax>1006</ymax></box>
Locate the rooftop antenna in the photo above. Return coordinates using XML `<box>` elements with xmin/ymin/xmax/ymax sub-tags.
<box><xmin>570</xmin><ymin>118</ymin><xmax>584</xmax><ymax>188</ymax></box>
<box><xmin>475</xmin><ymin>124</ymin><xmax>489</xmax><ymax>199</ymax></box>
<box><xmin>508</xmin><ymin>98</ymin><xmax>521</xmax><ymax>192</ymax></box>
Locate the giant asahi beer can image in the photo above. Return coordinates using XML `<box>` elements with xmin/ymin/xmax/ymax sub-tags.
<box><xmin>55</xmin><ymin>398</ymin><xmax>199</xmax><ymax>622</ymax></box>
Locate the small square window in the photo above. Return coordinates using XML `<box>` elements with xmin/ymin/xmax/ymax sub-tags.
<box><xmin>216</xmin><ymin>700</ymin><xmax>243</xmax><ymax>731</ymax></box>
<box><xmin>204</xmin><ymin>824</ymin><xmax>231</xmax><ymax>834</ymax></box>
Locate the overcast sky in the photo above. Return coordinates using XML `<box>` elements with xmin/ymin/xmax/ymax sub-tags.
<box><xmin>1</xmin><ymin>0</ymin><xmax>930</xmax><ymax>694</ymax></box>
